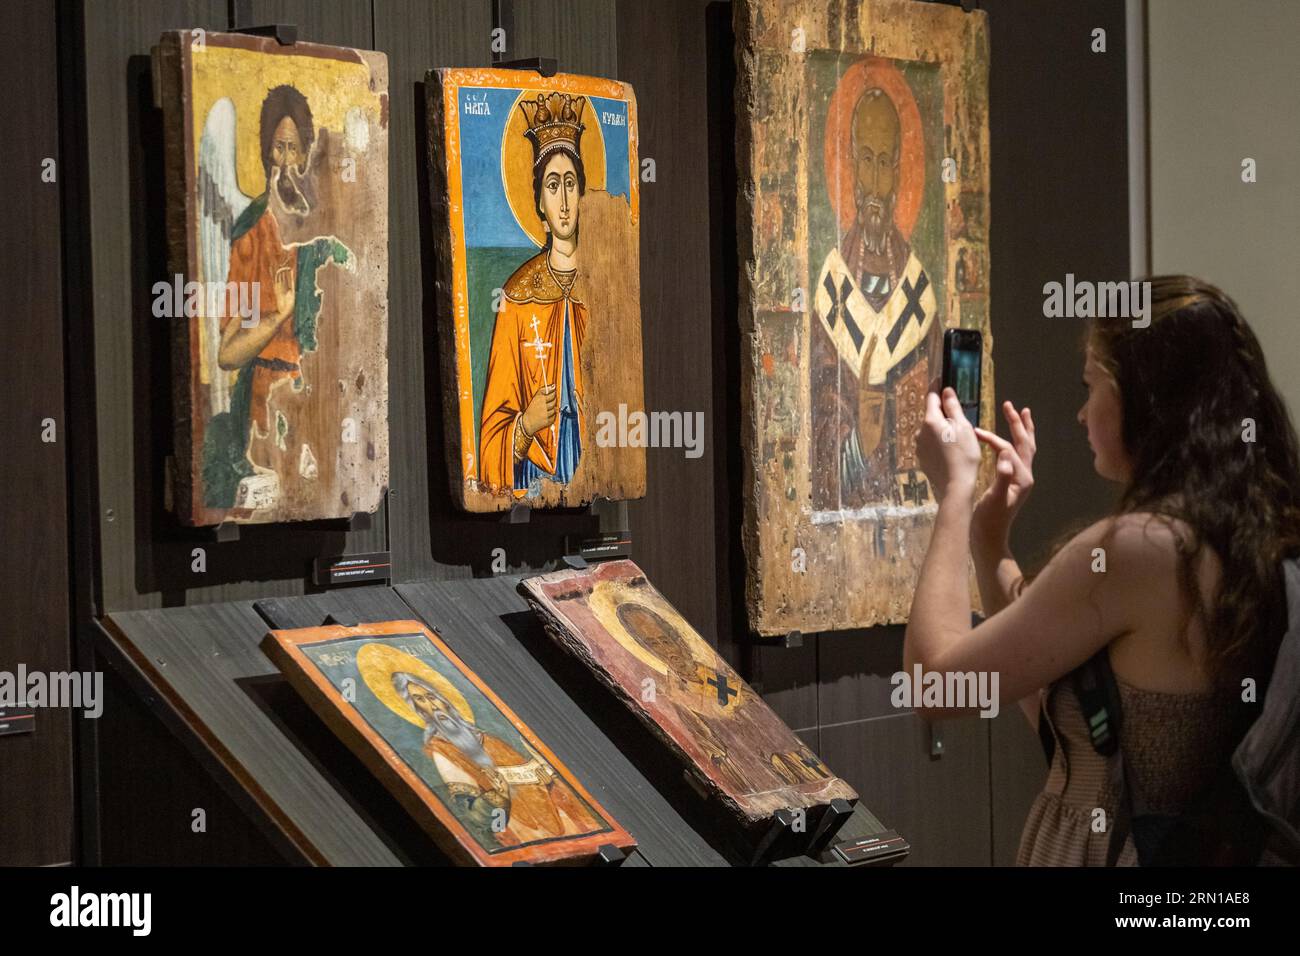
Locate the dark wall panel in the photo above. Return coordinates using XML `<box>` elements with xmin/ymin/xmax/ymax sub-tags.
<box><xmin>751</xmin><ymin>639</ymin><xmax>819</xmax><ymax>737</ymax></box>
<box><xmin>983</xmin><ymin>0</ymin><xmax>1127</xmax><ymax>565</ymax></box>
<box><xmin>373</xmin><ymin>0</ymin><xmax>495</xmax><ymax>582</ymax></box>
<box><xmin>990</xmin><ymin>711</ymin><xmax>1046</xmax><ymax>865</ymax></box>
<box><xmin>235</xmin><ymin>0</ymin><xmax>373</xmax><ymax>48</ymax></box>
<box><xmin>821</xmin><ymin>715</ymin><xmax>991</xmax><ymax>867</ymax></box>
<box><xmin>616</xmin><ymin>0</ymin><xmax>728</xmax><ymax>649</ymax></box>
<box><xmin>499</xmin><ymin>0</ymin><xmax>619</xmax><ymax>77</ymax></box>
<box><xmin>0</xmin><ymin>0</ymin><xmax>74</xmax><ymax>867</ymax></box>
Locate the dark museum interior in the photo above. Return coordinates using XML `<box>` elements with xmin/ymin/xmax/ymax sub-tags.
<box><xmin>1</xmin><ymin>0</ymin><xmax>1296</xmax><ymax>930</ymax></box>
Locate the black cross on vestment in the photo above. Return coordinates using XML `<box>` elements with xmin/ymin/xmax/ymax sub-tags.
<box><xmin>900</xmin><ymin>469</ymin><xmax>929</xmax><ymax>505</ymax></box>
<box><xmin>822</xmin><ymin>273</ymin><xmax>865</xmax><ymax>351</ymax></box>
<box><xmin>886</xmin><ymin>270</ymin><xmax>930</xmax><ymax>353</ymax></box>
<box><xmin>707</xmin><ymin>671</ymin><xmax>738</xmax><ymax>706</ymax></box>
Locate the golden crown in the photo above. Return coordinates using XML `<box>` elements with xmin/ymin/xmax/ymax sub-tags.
<box><xmin>519</xmin><ymin>92</ymin><xmax>585</xmax><ymax>167</ymax></box>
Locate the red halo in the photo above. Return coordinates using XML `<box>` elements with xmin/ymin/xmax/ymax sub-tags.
<box><xmin>823</xmin><ymin>56</ymin><xmax>925</xmax><ymax>241</ymax></box>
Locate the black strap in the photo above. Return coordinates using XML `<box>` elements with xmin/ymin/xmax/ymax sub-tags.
<box><xmin>1073</xmin><ymin>648</ymin><xmax>1144</xmax><ymax>864</ymax></box>
<box><xmin>1072</xmin><ymin>648</ymin><xmax>1123</xmax><ymax>757</ymax></box>
<box><xmin>1036</xmin><ymin>696</ymin><xmax>1056</xmax><ymax>766</ymax></box>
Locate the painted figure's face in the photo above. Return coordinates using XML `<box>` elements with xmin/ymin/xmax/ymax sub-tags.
<box><xmin>397</xmin><ymin>676</ymin><xmax>488</xmax><ymax>764</ymax></box>
<box><xmin>851</xmin><ymin>91</ymin><xmax>900</xmax><ymax>255</ymax></box>
<box><xmin>621</xmin><ymin>604</ymin><xmax>693</xmax><ymax>679</ymax></box>
<box><xmin>271</xmin><ymin>116</ymin><xmax>305</xmax><ymax>172</ymax></box>
<box><xmin>539</xmin><ymin>152</ymin><xmax>580</xmax><ymax>243</ymax></box>
<box><xmin>270</xmin><ymin>115</ymin><xmax>310</xmax><ymax>216</ymax></box>
<box><xmin>1078</xmin><ymin>347</ymin><xmax>1131</xmax><ymax>483</ymax></box>
<box><xmin>407</xmin><ymin>683</ymin><xmax>452</xmax><ymax>726</ymax></box>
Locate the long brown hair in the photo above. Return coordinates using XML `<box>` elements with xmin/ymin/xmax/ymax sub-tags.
<box><xmin>1081</xmin><ymin>275</ymin><xmax>1300</xmax><ymax>684</ymax></box>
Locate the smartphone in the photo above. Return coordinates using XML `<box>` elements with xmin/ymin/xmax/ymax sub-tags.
<box><xmin>942</xmin><ymin>328</ymin><xmax>982</xmax><ymax>429</ymax></box>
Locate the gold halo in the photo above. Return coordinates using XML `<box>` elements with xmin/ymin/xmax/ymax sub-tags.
<box><xmin>586</xmin><ymin>581</ymin><xmax>712</xmax><ymax>676</ymax></box>
<box><xmin>502</xmin><ymin>92</ymin><xmax>607</xmax><ymax>249</ymax></box>
<box><xmin>356</xmin><ymin>642</ymin><xmax>474</xmax><ymax>728</ymax></box>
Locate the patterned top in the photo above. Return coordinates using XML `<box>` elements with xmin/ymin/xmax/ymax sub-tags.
<box><xmin>1017</xmin><ymin>671</ymin><xmax>1242</xmax><ymax>866</ymax></box>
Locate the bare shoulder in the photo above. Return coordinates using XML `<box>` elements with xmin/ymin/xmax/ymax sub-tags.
<box><xmin>1101</xmin><ymin>512</ymin><xmax>1222</xmax><ymax>688</ymax></box>
<box><xmin>1033</xmin><ymin>512</ymin><xmax>1217</xmax><ymax>616</ymax></box>
<box><xmin>1079</xmin><ymin>512</ymin><xmax>1221</xmax><ymax>641</ymax></box>
<box><xmin>1067</xmin><ymin>512</ymin><xmax>1210</xmax><ymax>574</ymax></box>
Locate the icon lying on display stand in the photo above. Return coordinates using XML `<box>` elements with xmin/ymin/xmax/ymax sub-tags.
<box><xmin>262</xmin><ymin>619</ymin><xmax>636</xmax><ymax>866</ymax></box>
<box><xmin>520</xmin><ymin>559</ymin><xmax>860</xmax><ymax>861</ymax></box>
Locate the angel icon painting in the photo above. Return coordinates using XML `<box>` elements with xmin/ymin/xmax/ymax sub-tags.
<box><xmin>156</xmin><ymin>31</ymin><xmax>390</xmax><ymax>527</ymax></box>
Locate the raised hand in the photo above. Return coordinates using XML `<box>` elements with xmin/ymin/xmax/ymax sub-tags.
<box><xmin>272</xmin><ymin>257</ymin><xmax>296</xmax><ymax>321</ymax></box>
<box><xmin>972</xmin><ymin>400</ymin><xmax>1036</xmax><ymax>546</ymax></box>
<box><xmin>916</xmin><ymin>386</ymin><xmax>982</xmax><ymax>504</ymax></box>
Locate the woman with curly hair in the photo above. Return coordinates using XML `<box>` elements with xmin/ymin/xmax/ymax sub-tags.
<box><xmin>905</xmin><ymin>276</ymin><xmax>1300</xmax><ymax>865</ymax></box>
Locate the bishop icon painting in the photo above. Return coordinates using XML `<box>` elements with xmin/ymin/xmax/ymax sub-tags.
<box><xmin>427</xmin><ymin>68</ymin><xmax>646</xmax><ymax>512</ymax></box>
<box><xmin>735</xmin><ymin>0</ymin><xmax>994</xmax><ymax>634</ymax></box>
<box><xmin>154</xmin><ymin>31</ymin><xmax>389</xmax><ymax>526</ymax></box>
<box><xmin>810</xmin><ymin>57</ymin><xmax>943</xmax><ymax>512</ymax></box>
<box><xmin>520</xmin><ymin>560</ymin><xmax>859</xmax><ymax>838</ymax></box>
<box><xmin>262</xmin><ymin>620</ymin><xmax>636</xmax><ymax>866</ymax></box>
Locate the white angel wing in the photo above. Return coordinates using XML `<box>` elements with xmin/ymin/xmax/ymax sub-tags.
<box><xmin>197</xmin><ymin>97</ymin><xmax>253</xmax><ymax>416</ymax></box>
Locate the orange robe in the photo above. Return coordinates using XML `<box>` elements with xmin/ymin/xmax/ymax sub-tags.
<box><xmin>478</xmin><ymin>252</ymin><xmax>588</xmax><ymax>497</ymax></box>
<box><xmin>222</xmin><ymin>208</ymin><xmax>302</xmax><ymax>438</ymax></box>
<box><xmin>425</xmin><ymin>733</ymin><xmax>601</xmax><ymax>845</ymax></box>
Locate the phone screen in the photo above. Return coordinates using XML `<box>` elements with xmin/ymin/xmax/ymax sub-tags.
<box><xmin>944</xmin><ymin>331</ymin><xmax>981</xmax><ymax>429</ymax></box>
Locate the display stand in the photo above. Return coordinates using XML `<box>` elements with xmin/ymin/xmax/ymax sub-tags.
<box><xmin>922</xmin><ymin>0</ymin><xmax>980</xmax><ymax>11</ymax></box>
<box><xmin>190</xmin><ymin>509</ymin><xmax>373</xmax><ymax>545</ymax></box>
<box><xmin>231</xmin><ymin>24</ymin><xmax>298</xmax><ymax>45</ymax></box>
<box><xmin>495</xmin><ymin>56</ymin><xmax>558</xmax><ymax>77</ymax></box>
<box><xmin>749</xmin><ymin>808</ymin><xmax>799</xmax><ymax>865</ymax></box>
<box><xmin>503</xmin><ymin>496</ymin><xmax>607</xmax><ymax>525</ymax></box>
<box><xmin>807</xmin><ymin>798</ymin><xmax>856</xmax><ymax>855</ymax></box>
<box><xmin>94</xmin><ymin>575</ymin><xmax>897</xmax><ymax>867</ymax></box>
<box><xmin>746</xmin><ymin>629</ymin><xmax>803</xmax><ymax>650</ymax></box>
